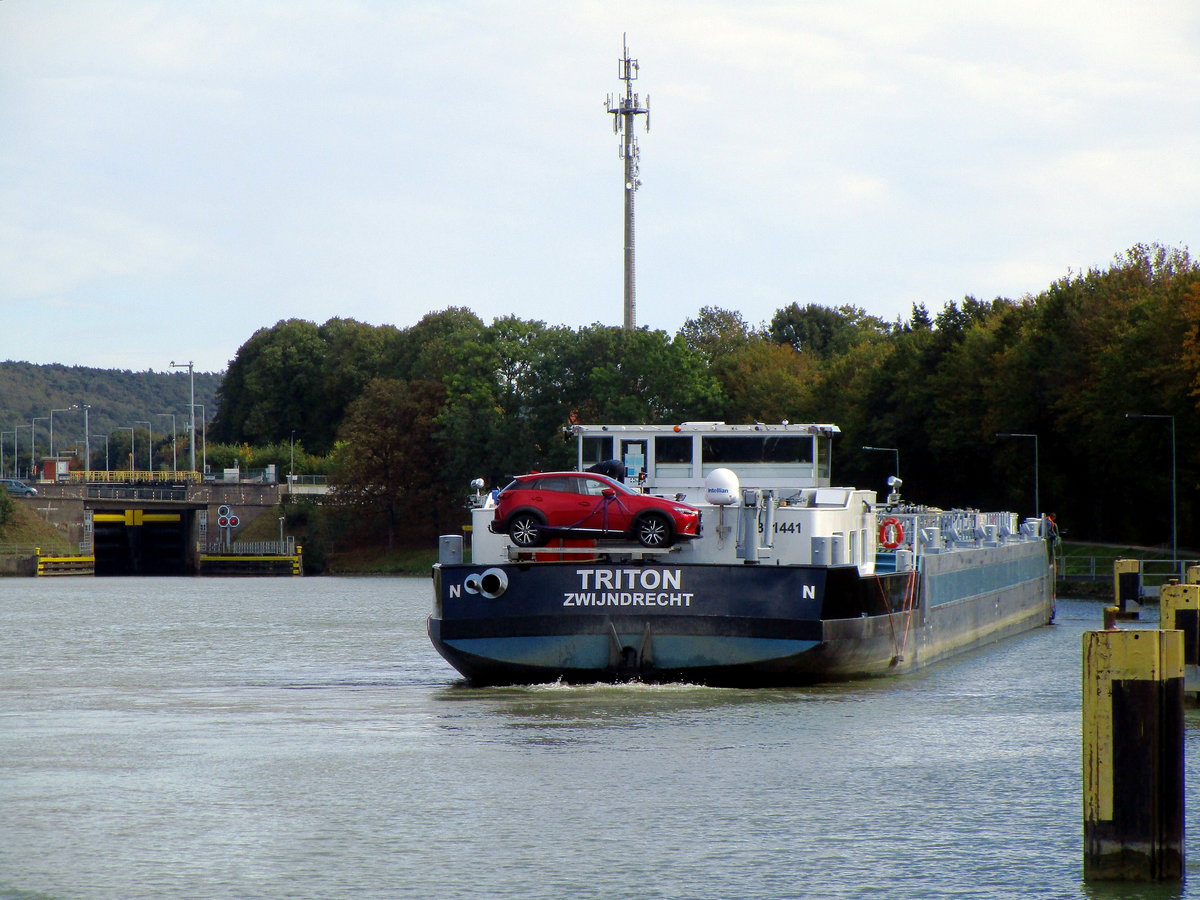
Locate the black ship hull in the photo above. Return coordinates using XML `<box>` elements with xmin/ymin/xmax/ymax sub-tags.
<box><xmin>428</xmin><ymin>543</ymin><xmax>1054</xmax><ymax>687</ymax></box>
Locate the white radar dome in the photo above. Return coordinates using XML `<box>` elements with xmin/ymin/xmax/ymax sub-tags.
<box><xmin>705</xmin><ymin>468</ymin><xmax>740</xmax><ymax>506</ymax></box>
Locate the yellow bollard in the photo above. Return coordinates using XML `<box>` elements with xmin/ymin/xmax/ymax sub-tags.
<box><xmin>1160</xmin><ymin>581</ymin><xmax>1200</xmax><ymax>691</ymax></box>
<box><xmin>1113</xmin><ymin>559</ymin><xmax>1141</xmax><ymax>619</ymax></box>
<box><xmin>1186</xmin><ymin>564</ymin><xmax>1200</xmax><ymax>585</ymax></box>
<box><xmin>1082</xmin><ymin>628</ymin><xmax>1184</xmax><ymax>881</ymax></box>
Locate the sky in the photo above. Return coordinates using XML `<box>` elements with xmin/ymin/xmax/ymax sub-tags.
<box><xmin>3</xmin><ymin>1</ymin><xmax>1199</xmax><ymax>374</ymax></box>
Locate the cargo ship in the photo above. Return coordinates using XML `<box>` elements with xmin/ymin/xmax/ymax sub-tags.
<box><xmin>428</xmin><ymin>422</ymin><xmax>1055</xmax><ymax>686</ymax></box>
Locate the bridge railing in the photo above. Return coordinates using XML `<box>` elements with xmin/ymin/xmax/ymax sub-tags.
<box><xmin>87</xmin><ymin>485</ymin><xmax>190</xmax><ymax>502</ymax></box>
<box><xmin>70</xmin><ymin>470</ymin><xmax>202</xmax><ymax>484</ymax></box>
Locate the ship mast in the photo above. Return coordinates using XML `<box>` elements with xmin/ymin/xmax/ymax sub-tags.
<box><xmin>606</xmin><ymin>35</ymin><xmax>649</xmax><ymax>331</ymax></box>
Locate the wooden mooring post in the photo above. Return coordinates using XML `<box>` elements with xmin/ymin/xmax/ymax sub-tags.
<box><xmin>1082</xmin><ymin>627</ymin><xmax>1184</xmax><ymax>881</ymax></box>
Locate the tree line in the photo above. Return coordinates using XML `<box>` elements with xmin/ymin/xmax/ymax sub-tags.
<box><xmin>212</xmin><ymin>243</ymin><xmax>1200</xmax><ymax>551</ymax></box>
<box><xmin>0</xmin><ymin>362</ymin><xmax>222</xmax><ymax>476</ymax></box>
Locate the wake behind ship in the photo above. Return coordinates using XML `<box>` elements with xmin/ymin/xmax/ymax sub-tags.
<box><xmin>428</xmin><ymin>422</ymin><xmax>1055</xmax><ymax>687</ymax></box>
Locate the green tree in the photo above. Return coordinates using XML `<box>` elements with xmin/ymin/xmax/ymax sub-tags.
<box><xmin>680</xmin><ymin>307</ymin><xmax>762</xmax><ymax>361</ymax></box>
<box><xmin>329</xmin><ymin>378</ymin><xmax>451</xmax><ymax>548</ymax></box>
<box><xmin>769</xmin><ymin>303</ymin><xmax>891</xmax><ymax>357</ymax></box>
<box><xmin>311</xmin><ymin>318</ymin><xmax>398</xmax><ymax>451</ymax></box>
<box><xmin>211</xmin><ymin>320</ymin><xmax>328</xmax><ymax>448</ymax></box>
<box><xmin>532</xmin><ymin>326</ymin><xmax>724</xmax><ymax>430</ymax></box>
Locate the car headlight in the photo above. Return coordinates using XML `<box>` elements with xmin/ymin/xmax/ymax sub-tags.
<box><xmin>672</xmin><ymin>507</ymin><xmax>697</xmax><ymax>516</ymax></box>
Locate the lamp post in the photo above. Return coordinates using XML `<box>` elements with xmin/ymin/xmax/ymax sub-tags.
<box><xmin>290</xmin><ymin>430</ymin><xmax>296</xmax><ymax>483</ymax></box>
<box><xmin>49</xmin><ymin>408</ymin><xmax>73</xmax><ymax>457</ymax></box>
<box><xmin>115</xmin><ymin>427</ymin><xmax>135</xmax><ymax>471</ymax></box>
<box><xmin>91</xmin><ymin>433</ymin><xmax>109</xmax><ymax>471</ymax></box>
<box><xmin>996</xmin><ymin>433</ymin><xmax>1039</xmax><ymax>518</ymax></box>
<box><xmin>1126</xmin><ymin>413</ymin><xmax>1176</xmax><ymax>565</ymax></box>
<box><xmin>861</xmin><ymin>446</ymin><xmax>900</xmax><ymax>480</ymax></box>
<box><xmin>31</xmin><ymin>417</ymin><xmax>48</xmax><ymax>476</ymax></box>
<box><xmin>14</xmin><ymin>424</ymin><xmax>31</xmax><ymax>479</ymax></box>
<box><xmin>77</xmin><ymin>405</ymin><xmax>91</xmax><ymax>478</ymax></box>
<box><xmin>135</xmin><ymin>421</ymin><xmax>153</xmax><ymax>471</ymax></box>
<box><xmin>193</xmin><ymin>404</ymin><xmax>207</xmax><ymax>474</ymax></box>
<box><xmin>170</xmin><ymin>360</ymin><xmax>196</xmax><ymax>473</ymax></box>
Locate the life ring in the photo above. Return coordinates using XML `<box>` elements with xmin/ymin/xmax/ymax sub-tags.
<box><xmin>879</xmin><ymin>517</ymin><xmax>904</xmax><ymax>549</ymax></box>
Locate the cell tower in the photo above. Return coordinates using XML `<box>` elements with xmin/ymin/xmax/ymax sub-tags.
<box><xmin>606</xmin><ymin>35</ymin><xmax>649</xmax><ymax>331</ymax></box>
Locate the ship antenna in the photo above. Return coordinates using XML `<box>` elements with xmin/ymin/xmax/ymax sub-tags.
<box><xmin>605</xmin><ymin>33</ymin><xmax>649</xmax><ymax>331</ymax></box>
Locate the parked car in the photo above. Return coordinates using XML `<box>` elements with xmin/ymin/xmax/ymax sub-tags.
<box><xmin>0</xmin><ymin>478</ymin><xmax>37</xmax><ymax>496</ymax></box>
<box><xmin>489</xmin><ymin>471</ymin><xmax>701</xmax><ymax>548</ymax></box>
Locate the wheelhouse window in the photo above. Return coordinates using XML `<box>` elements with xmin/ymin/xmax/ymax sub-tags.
<box><xmin>816</xmin><ymin>435</ymin><xmax>832</xmax><ymax>480</ymax></box>
<box><xmin>654</xmin><ymin>436</ymin><xmax>692</xmax><ymax>464</ymax></box>
<box><xmin>653</xmin><ymin>435</ymin><xmax>693</xmax><ymax>478</ymax></box>
<box><xmin>701</xmin><ymin>436</ymin><xmax>814</xmax><ymax>464</ymax></box>
<box><xmin>581</xmin><ymin>436</ymin><xmax>613</xmax><ymax>469</ymax></box>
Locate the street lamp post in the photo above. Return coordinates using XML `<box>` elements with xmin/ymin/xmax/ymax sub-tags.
<box><xmin>77</xmin><ymin>405</ymin><xmax>91</xmax><ymax>478</ymax></box>
<box><xmin>290</xmin><ymin>430</ymin><xmax>296</xmax><ymax>483</ymax></box>
<box><xmin>91</xmin><ymin>434</ymin><xmax>109</xmax><ymax>471</ymax></box>
<box><xmin>49</xmin><ymin>408</ymin><xmax>73</xmax><ymax>458</ymax></box>
<box><xmin>14</xmin><ymin>424</ymin><xmax>31</xmax><ymax>479</ymax></box>
<box><xmin>74</xmin><ymin>408</ymin><xmax>91</xmax><ymax>480</ymax></box>
<box><xmin>170</xmin><ymin>361</ymin><xmax>196</xmax><ymax>473</ymax></box>
<box><xmin>1126</xmin><ymin>413</ymin><xmax>1176</xmax><ymax>566</ymax></box>
<box><xmin>31</xmin><ymin>417</ymin><xmax>48</xmax><ymax>477</ymax></box>
<box><xmin>135</xmin><ymin>421</ymin><xmax>153</xmax><ymax>471</ymax></box>
<box><xmin>996</xmin><ymin>433</ymin><xmax>1039</xmax><ymax>519</ymax></box>
<box><xmin>193</xmin><ymin>404</ymin><xmax>207</xmax><ymax>474</ymax></box>
<box><xmin>861</xmin><ymin>446</ymin><xmax>900</xmax><ymax>479</ymax></box>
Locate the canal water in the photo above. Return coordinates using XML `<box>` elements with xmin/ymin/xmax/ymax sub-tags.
<box><xmin>1</xmin><ymin>578</ymin><xmax>1197</xmax><ymax>900</ymax></box>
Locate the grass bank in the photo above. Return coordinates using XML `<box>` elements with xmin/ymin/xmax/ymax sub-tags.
<box><xmin>324</xmin><ymin>546</ymin><xmax>438</xmax><ymax>575</ymax></box>
<box><xmin>0</xmin><ymin>500</ymin><xmax>74</xmax><ymax>555</ymax></box>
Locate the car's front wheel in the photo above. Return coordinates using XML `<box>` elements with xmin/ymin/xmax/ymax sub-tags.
<box><xmin>634</xmin><ymin>513</ymin><xmax>674</xmax><ymax>548</ymax></box>
<box><xmin>507</xmin><ymin>512</ymin><xmax>547</xmax><ymax>547</ymax></box>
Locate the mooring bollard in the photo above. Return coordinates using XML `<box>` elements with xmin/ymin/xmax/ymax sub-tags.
<box><xmin>1160</xmin><ymin>581</ymin><xmax>1200</xmax><ymax>684</ymax></box>
<box><xmin>1082</xmin><ymin>628</ymin><xmax>1184</xmax><ymax>881</ymax></box>
<box><xmin>1113</xmin><ymin>558</ymin><xmax>1141</xmax><ymax>619</ymax></box>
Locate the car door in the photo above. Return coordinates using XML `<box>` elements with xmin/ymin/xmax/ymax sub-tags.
<box><xmin>576</xmin><ymin>475</ymin><xmax>636</xmax><ymax>535</ymax></box>
<box><xmin>528</xmin><ymin>476</ymin><xmax>593</xmax><ymax>529</ymax></box>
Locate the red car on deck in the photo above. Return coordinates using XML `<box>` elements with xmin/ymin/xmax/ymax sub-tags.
<box><xmin>489</xmin><ymin>471</ymin><xmax>701</xmax><ymax>548</ymax></box>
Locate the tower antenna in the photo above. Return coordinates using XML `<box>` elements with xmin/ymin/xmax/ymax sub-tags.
<box><xmin>606</xmin><ymin>34</ymin><xmax>649</xmax><ymax>331</ymax></box>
